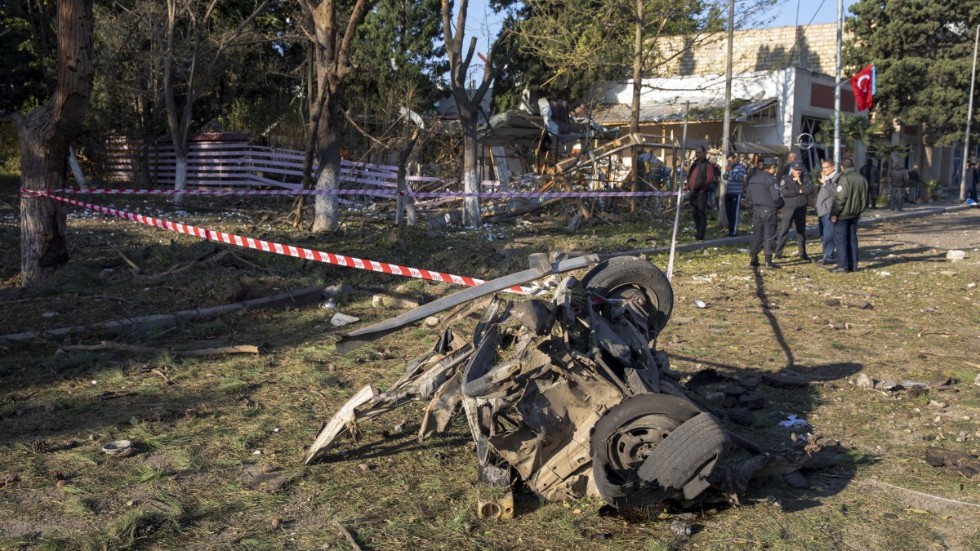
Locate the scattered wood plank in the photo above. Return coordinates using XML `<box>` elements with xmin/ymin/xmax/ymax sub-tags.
<box><xmin>60</xmin><ymin>341</ymin><xmax>157</xmax><ymax>353</ymax></box>
<box><xmin>58</xmin><ymin>341</ymin><xmax>260</xmax><ymax>357</ymax></box>
<box><xmin>108</xmin><ymin>242</ymin><xmax>143</xmax><ymax>274</ymax></box>
<box><xmin>0</xmin><ymin>286</ymin><xmax>323</xmax><ymax>343</ymax></box>
<box><xmin>180</xmin><ymin>345</ymin><xmax>260</xmax><ymax>357</ymax></box>
<box><xmin>332</xmin><ymin>519</ymin><xmax>363</xmax><ymax>551</ymax></box>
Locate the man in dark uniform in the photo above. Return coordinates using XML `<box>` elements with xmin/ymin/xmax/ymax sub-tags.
<box><xmin>744</xmin><ymin>157</ymin><xmax>784</xmax><ymax>269</ymax></box>
<box><xmin>775</xmin><ymin>160</ymin><xmax>815</xmax><ymax>261</ymax></box>
<box><xmin>686</xmin><ymin>145</ymin><xmax>717</xmax><ymax>240</ymax></box>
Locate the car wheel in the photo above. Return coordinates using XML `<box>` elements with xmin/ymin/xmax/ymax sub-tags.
<box><xmin>582</xmin><ymin>256</ymin><xmax>673</xmax><ymax>335</ymax></box>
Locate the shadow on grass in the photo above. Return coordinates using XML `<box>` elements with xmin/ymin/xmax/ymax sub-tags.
<box><xmin>858</xmin><ymin>242</ymin><xmax>950</xmax><ymax>271</ymax></box>
<box><xmin>661</xmin><ymin>263</ymin><xmax>871</xmax><ymax>514</ymax></box>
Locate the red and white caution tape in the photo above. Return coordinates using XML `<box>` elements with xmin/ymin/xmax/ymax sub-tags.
<box><xmin>26</xmin><ymin>189</ymin><xmax>530</xmax><ymax>293</ymax></box>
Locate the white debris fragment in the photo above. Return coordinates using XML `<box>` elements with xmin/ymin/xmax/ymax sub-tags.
<box><xmin>778</xmin><ymin>415</ymin><xmax>809</xmax><ymax>429</ymax></box>
<box><xmin>330</xmin><ymin>313</ymin><xmax>360</xmax><ymax>327</ymax></box>
<box><xmin>946</xmin><ymin>250</ymin><xmax>966</xmax><ymax>262</ymax></box>
<box><xmin>693</xmin><ymin>300</ymin><xmax>707</xmax><ymax>309</ymax></box>
<box><xmin>854</xmin><ymin>373</ymin><xmax>875</xmax><ymax>388</ymax></box>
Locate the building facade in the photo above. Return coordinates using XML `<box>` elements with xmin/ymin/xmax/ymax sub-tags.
<box><xmin>590</xmin><ymin>24</ymin><xmax>869</xmax><ymax>173</ymax></box>
<box><xmin>590</xmin><ymin>23</ymin><xmax>965</xmax><ymax>189</ymax></box>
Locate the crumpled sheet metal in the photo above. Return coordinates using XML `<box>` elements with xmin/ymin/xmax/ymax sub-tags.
<box><xmin>305</xmin><ymin>257</ymin><xmax>818</xmax><ymax>508</ymax></box>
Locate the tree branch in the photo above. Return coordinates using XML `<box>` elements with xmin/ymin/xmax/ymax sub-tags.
<box><xmin>338</xmin><ymin>0</ymin><xmax>377</xmax><ymax>68</ymax></box>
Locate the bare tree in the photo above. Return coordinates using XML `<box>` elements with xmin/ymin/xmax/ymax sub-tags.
<box><xmin>441</xmin><ymin>0</ymin><xmax>513</xmax><ymax>227</ymax></box>
<box><xmin>162</xmin><ymin>0</ymin><xmax>268</xmax><ymax>203</ymax></box>
<box><xmin>14</xmin><ymin>0</ymin><xmax>94</xmax><ymax>285</ymax></box>
<box><xmin>297</xmin><ymin>0</ymin><xmax>377</xmax><ymax>233</ymax></box>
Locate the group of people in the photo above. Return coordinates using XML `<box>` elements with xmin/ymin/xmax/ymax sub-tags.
<box><xmin>684</xmin><ymin>145</ymin><xmax>751</xmax><ymax>240</ymax></box>
<box><xmin>858</xmin><ymin>158</ymin><xmax>922</xmax><ymax>211</ymax></box>
<box><xmin>686</xmin><ymin>146</ymin><xmax>870</xmax><ymax>273</ymax></box>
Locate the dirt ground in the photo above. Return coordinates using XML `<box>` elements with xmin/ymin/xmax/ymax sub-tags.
<box><xmin>1</xmin><ymin>183</ymin><xmax>978</xmax><ymax>550</ymax></box>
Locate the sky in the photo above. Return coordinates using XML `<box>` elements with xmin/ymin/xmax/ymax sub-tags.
<box><xmin>767</xmin><ymin>0</ymin><xmax>858</xmax><ymax>28</ymax></box>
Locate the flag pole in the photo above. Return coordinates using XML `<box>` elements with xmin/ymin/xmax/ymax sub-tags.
<box><xmin>833</xmin><ymin>0</ymin><xmax>843</xmax><ymax>165</ymax></box>
<box><xmin>960</xmin><ymin>24</ymin><xmax>979</xmax><ymax>202</ymax></box>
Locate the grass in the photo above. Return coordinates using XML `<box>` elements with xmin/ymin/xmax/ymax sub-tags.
<box><xmin>1</xmin><ymin>186</ymin><xmax>979</xmax><ymax>549</ymax></box>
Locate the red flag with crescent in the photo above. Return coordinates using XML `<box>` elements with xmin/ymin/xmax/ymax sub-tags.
<box><xmin>850</xmin><ymin>64</ymin><xmax>875</xmax><ymax>112</ymax></box>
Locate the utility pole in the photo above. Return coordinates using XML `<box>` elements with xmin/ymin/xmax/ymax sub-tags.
<box><xmin>960</xmin><ymin>24</ymin><xmax>979</xmax><ymax>202</ymax></box>
<box><xmin>718</xmin><ymin>0</ymin><xmax>734</xmax><ymax>230</ymax></box>
<box><xmin>722</xmin><ymin>0</ymin><xmax>734</xmax><ymax>158</ymax></box>
<box><xmin>833</xmin><ymin>0</ymin><xmax>843</xmax><ymax>165</ymax></box>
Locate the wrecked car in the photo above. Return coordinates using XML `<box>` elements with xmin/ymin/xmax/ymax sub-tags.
<box><xmin>305</xmin><ymin>255</ymin><xmax>812</xmax><ymax>509</ymax></box>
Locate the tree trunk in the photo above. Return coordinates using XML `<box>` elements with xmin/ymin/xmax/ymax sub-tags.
<box><xmin>68</xmin><ymin>145</ymin><xmax>88</xmax><ymax>189</ymax></box>
<box><xmin>312</xmin><ymin>91</ymin><xmax>341</xmax><ymax>233</ymax></box>
<box><xmin>174</xmin><ymin>146</ymin><xmax>189</xmax><ymax>204</ymax></box>
<box><xmin>460</xmin><ymin>107</ymin><xmax>482</xmax><ymax>227</ymax></box>
<box><xmin>291</xmin><ymin>43</ymin><xmax>321</xmax><ymax>229</ymax></box>
<box><xmin>291</xmin><ymin>128</ymin><xmax>318</xmax><ymax>229</ymax></box>
<box><xmin>395</xmin><ymin>131</ymin><xmax>419</xmax><ymax>226</ymax></box>
<box><xmin>15</xmin><ymin>0</ymin><xmax>94</xmax><ymax>286</ymax></box>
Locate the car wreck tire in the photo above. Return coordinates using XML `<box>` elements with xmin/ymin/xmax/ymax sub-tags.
<box><xmin>590</xmin><ymin>394</ymin><xmax>701</xmax><ymax>507</ymax></box>
<box><xmin>636</xmin><ymin>412</ymin><xmax>728</xmax><ymax>499</ymax></box>
<box><xmin>582</xmin><ymin>257</ymin><xmax>673</xmax><ymax>334</ymax></box>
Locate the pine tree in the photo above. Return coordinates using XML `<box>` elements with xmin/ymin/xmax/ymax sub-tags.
<box><xmin>845</xmin><ymin>0</ymin><xmax>980</xmax><ymax>147</ymax></box>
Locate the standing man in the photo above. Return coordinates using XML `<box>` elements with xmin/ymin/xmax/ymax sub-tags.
<box><xmin>815</xmin><ymin>159</ymin><xmax>839</xmax><ymax>265</ymax></box>
<box><xmin>831</xmin><ymin>158</ymin><xmax>869</xmax><ymax>273</ymax></box>
<box><xmin>723</xmin><ymin>152</ymin><xmax>746</xmax><ymax>237</ymax></box>
<box><xmin>860</xmin><ymin>158</ymin><xmax>880</xmax><ymax>209</ymax></box>
<box><xmin>746</xmin><ymin>155</ymin><xmax>763</xmax><ymax>183</ymax></box>
<box><xmin>744</xmin><ymin>157</ymin><xmax>783</xmax><ymax>269</ymax></box>
<box><xmin>967</xmin><ymin>160</ymin><xmax>979</xmax><ymax>203</ymax></box>
<box><xmin>774</xmin><ymin>160</ymin><xmax>815</xmax><ymax>261</ymax></box>
<box><xmin>908</xmin><ymin>163</ymin><xmax>922</xmax><ymax>203</ymax></box>
<box><xmin>687</xmin><ymin>145</ymin><xmax>717</xmax><ymax>241</ymax></box>
<box><xmin>888</xmin><ymin>164</ymin><xmax>909</xmax><ymax>211</ymax></box>
<box><xmin>782</xmin><ymin>151</ymin><xmax>798</xmax><ymax>179</ymax></box>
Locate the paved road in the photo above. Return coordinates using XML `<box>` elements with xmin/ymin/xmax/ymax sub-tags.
<box><xmin>616</xmin><ymin>200</ymin><xmax>978</xmax><ymax>258</ymax></box>
<box><xmin>864</xmin><ymin>205</ymin><xmax>980</xmax><ymax>251</ymax></box>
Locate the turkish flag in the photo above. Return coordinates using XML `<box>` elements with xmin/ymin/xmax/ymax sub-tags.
<box><xmin>850</xmin><ymin>64</ymin><xmax>875</xmax><ymax>112</ymax></box>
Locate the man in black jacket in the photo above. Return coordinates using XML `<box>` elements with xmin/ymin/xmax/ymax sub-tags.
<box><xmin>744</xmin><ymin>157</ymin><xmax>784</xmax><ymax>269</ymax></box>
<box><xmin>686</xmin><ymin>145</ymin><xmax>717</xmax><ymax>240</ymax></box>
<box><xmin>831</xmin><ymin>158</ymin><xmax>870</xmax><ymax>272</ymax></box>
<box><xmin>775</xmin><ymin>160</ymin><xmax>815</xmax><ymax>261</ymax></box>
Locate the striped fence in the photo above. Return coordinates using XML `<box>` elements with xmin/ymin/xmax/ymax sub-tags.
<box><xmin>106</xmin><ymin>135</ymin><xmax>441</xmax><ymax>192</ymax></box>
